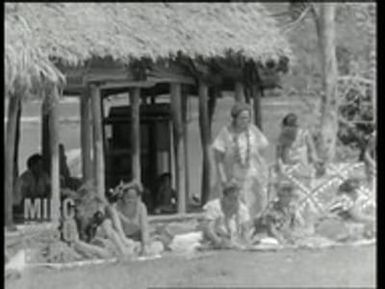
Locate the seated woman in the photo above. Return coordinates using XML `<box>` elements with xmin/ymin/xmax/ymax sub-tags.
<box><xmin>201</xmin><ymin>181</ymin><xmax>251</xmax><ymax>249</ymax></box>
<box><xmin>106</xmin><ymin>181</ymin><xmax>163</xmax><ymax>256</ymax></box>
<box><xmin>253</xmin><ymin>183</ymin><xmax>301</xmax><ymax>245</ymax></box>
<box><xmin>315</xmin><ymin>179</ymin><xmax>375</xmax><ymax>242</ymax></box>
<box><xmin>71</xmin><ymin>186</ymin><xmax>137</xmax><ymax>259</ymax></box>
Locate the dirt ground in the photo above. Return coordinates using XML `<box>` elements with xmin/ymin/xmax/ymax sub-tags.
<box><xmin>7</xmin><ymin>245</ymin><xmax>375</xmax><ymax>289</ymax></box>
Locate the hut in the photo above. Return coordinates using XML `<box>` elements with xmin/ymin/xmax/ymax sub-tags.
<box><xmin>5</xmin><ymin>3</ymin><xmax>292</xmax><ymax>228</ymax></box>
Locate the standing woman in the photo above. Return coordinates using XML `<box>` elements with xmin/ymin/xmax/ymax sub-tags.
<box><xmin>212</xmin><ymin>103</ymin><xmax>269</xmax><ymax>219</ymax></box>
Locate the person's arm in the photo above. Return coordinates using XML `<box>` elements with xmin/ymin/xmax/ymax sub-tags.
<box><xmin>139</xmin><ymin>203</ymin><xmax>150</xmax><ymax>254</ymax></box>
<box><xmin>108</xmin><ymin>205</ymin><xmax>129</xmax><ymax>242</ymax></box>
<box><xmin>364</xmin><ymin>137</ymin><xmax>375</xmax><ymax>168</ymax></box>
<box><xmin>202</xmin><ymin>220</ymin><xmax>225</xmax><ymax>248</ymax></box>
<box><xmin>214</xmin><ymin>149</ymin><xmax>228</xmax><ymax>186</ymax></box>
<box><xmin>305</xmin><ymin>130</ymin><xmax>320</xmax><ymax>164</ymax></box>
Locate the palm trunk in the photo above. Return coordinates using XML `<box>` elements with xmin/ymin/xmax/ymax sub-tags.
<box><xmin>315</xmin><ymin>3</ymin><xmax>338</xmax><ymax>162</ymax></box>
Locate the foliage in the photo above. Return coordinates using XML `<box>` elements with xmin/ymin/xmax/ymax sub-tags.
<box><xmin>264</xmin><ymin>2</ymin><xmax>376</xmax><ymax>160</ymax></box>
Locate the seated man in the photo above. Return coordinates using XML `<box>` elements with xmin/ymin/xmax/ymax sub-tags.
<box><xmin>201</xmin><ymin>180</ymin><xmax>251</xmax><ymax>249</ymax></box>
<box><xmin>14</xmin><ymin>154</ymin><xmax>51</xmax><ymax>219</ymax></box>
<box><xmin>253</xmin><ymin>183</ymin><xmax>301</xmax><ymax>245</ymax></box>
<box><xmin>154</xmin><ymin>173</ymin><xmax>177</xmax><ymax>214</ymax></box>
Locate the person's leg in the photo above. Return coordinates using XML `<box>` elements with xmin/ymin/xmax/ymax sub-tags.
<box><xmin>101</xmin><ymin>219</ymin><xmax>135</xmax><ymax>256</ymax></box>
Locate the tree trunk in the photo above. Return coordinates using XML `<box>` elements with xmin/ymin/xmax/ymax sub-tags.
<box><xmin>5</xmin><ymin>94</ymin><xmax>20</xmax><ymax>228</ymax></box>
<box><xmin>199</xmin><ymin>81</ymin><xmax>211</xmax><ymax>205</ymax></box>
<box><xmin>315</xmin><ymin>3</ymin><xmax>338</xmax><ymax>162</ymax></box>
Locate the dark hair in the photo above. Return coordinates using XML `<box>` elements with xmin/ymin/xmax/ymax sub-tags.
<box><xmin>282</xmin><ymin>113</ymin><xmax>298</xmax><ymax>127</ymax></box>
<box><xmin>121</xmin><ymin>181</ymin><xmax>143</xmax><ymax>197</ymax></box>
<box><xmin>159</xmin><ymin>173</ymin><xmax>172</xmax><ymax>182</ymax></box>
<box><xmin>27</xmin><ymin>154</ymin><xmax>43</xmax><ymax>169</ymax></box>
<box><xmin>276</xmin><ymin>183</ymin><xmax>295</xmax><ymax>198</ymax></box>
<box><xmin>338</xmin><ymin>178</ymin><xmax>360</xmax><ymax>195</ymax></box>
<box><xmin>231</xmin><ymin>103</ymin><xmax>252</xmax><ymax>119</ymax></box>
<box><xmin>223</xmin><ymin>180</ymin><xmax>241</xmax><ymax>197</ymax></box>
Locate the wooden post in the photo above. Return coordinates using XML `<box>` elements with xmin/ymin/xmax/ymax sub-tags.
<box><xmin>80</xmin><ymin>88</ymin><xmax>92</xmax><ymax>183</ymax></box>
<box><xmin>199</xmin><ymin>81</ymin><xmax>211</xmax><ymax>205</ymax></box>
<box><xmin>49</xmin><ymin>86</ymin><xmax>60</xmax><ymax>225</ymax></box>
<box><xmin>252</xmin><ymin>83</ymin><xmax>263</xmax><ymax>130</ymax></box>
<box><xmin>170</xmin><ymin>83</ymin><xmax>186</xmax><ymax>213</ymax></box>
<box><xmin>5</xmin><ymin>94</ymin><xmax>20</xmax><ymax>228</ymax></box>
<box><xmin>14</xmin><ymin>99</ymin><xmax>22</xmax><ymax>191</ymax></box>
<box><xmin>42</xmin><ymin>95</ymin><xmax>51</xmax><ymax>174</ymax></box>
<box><xmin>90</xmin><ymin>84</ymin><xmax>105</xmax><ymax>199</ymax></box>
<box><xmin>234</xmin><ymin>81</ymin><xmax>245</xmax><ymax>103</ymax></box>
<box><xmin>181</xmin><ymin>88</ymin><xmax>190</xmax><ymax>205</ymax></box>
<box><xmin>129</xmin><ymin>87</ymin><xmax>141</xmax><ymax>181</ymax></box>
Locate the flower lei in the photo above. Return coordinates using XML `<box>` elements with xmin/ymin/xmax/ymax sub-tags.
<box><xmin>232</xmin><ymin>126</ymin><xmax>251</xmax><ymax>168</ymax></box>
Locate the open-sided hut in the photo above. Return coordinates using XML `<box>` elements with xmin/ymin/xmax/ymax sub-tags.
<box><xmin>5</xmin><ymin>3</ymin><xmax>292</xmax><ymax>226</ymax></box>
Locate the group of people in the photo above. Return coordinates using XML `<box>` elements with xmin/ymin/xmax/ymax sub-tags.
<box><xmin>201</xmin><ymin>102</ymin><xmax>376</xmax><ymax>249</ymax></box>
<box><xmin>13</xmin><ymin>102</ymin><xmax>376</xmax><ymax>257</ymax></box>
<box><xmin>13</xmin><ymin>144</ymin><xmax>81</xmax><ymax>220</ymax></box>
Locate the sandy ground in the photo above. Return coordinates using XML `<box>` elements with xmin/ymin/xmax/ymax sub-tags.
<box><xmin>7</xmin><ymin>245</ymin><xmax>375</xmax><ymax>289</ymax></box>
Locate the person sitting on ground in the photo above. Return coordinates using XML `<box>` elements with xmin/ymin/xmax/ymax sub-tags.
<box><xmin>14</xmin><ymin>154</ymin><xmax>51</xmax><ymax>216</ymax></box>
<box><xmin>253</xmin><ymin>183</ymin><xmax>301</xmax><ymax>245</ymax></box>
<box><xmin>154</xmin><ymin>173</ymin><xmax>177</xmax><ymax>214</ymax></box>
<box><xmin>72</xmin><ymin>184</ymin><xmax>140</xmax><ymax>259</ymax></box>
<box><xmin>315</xmin><ymin>178</ymin><xmax>375</xmax><ymax>241</ymax></box>
<box><xmin>106</xmin><ymin>181</ymin><xmax>163</xmax><ymax>256</ymax></box>
<box><xmin>201</xmin><ymin>180</ymin><xmax>251</xmax><ymax>249</ymax></box>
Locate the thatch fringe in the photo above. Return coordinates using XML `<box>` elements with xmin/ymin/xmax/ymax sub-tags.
<box><xmin>5</xmin><ymin>3</ymin><xmax>292</xmax><ymax>95</ymax></box>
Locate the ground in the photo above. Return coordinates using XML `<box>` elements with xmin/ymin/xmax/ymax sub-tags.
<box><xmin>7</xmin><ymin>245</ymin><xmax>375</xmax><ymax>289</ymax></box>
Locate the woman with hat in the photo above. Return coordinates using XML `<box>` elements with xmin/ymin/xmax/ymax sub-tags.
<box><xmin>212</xmin><ymin>102</ymin><xmax>269</xmax><ymax>219</ymax></box>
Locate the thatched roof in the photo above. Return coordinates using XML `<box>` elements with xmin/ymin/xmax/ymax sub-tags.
<box><xmin>5</xmin><ymin>3</ymin><xmax>292</xmax><ymax>94</ymax></box>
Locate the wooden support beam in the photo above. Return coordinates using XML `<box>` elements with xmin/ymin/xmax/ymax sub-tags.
<box><xmin>170</xmin><ymin>83</ymin><xmax>186</xmax><ymax>213</ymax></box>
<box><xmin>181</xmin><ymin>86</ymin><xmax>190</xmax><ymax>207</ymax></box>
<box><xmin>90</xmin><ymin>84</ymin><xmax>105</xmax><ymax>199</ymax></box>
<box><xmin>129</xmin><ymin>87</ymin><xmax>141</xmax><ymax>181</ymax></box>
<box><xmin>14</xmin><ymin>99</ymin><xmax>21</xmax><ymax>193</ymax></box>
<box><xmin>5</xmin><ymin>94</ymin><xmax>20</xmax><ymax>228</ymax></box>
<box><xmin>41</xmin><ymin>95</ymin><xmax>51</xmax><ymax>174</ymax></box>
<box><xmin>235</xmin><ymin>81</ymin><xmax>246</xmax><ymax>103</ymax></box>
<box><xmin>49</xmin><ymin>86</ymin><xmax>60</xmax><ymax>225</ymax></box>
<box><xmin>252</xmin><ymin>84</ymin><xmax>263</xmax><ymax>130</ymax></box>
<box><xmin>199</xmin><ymin>81</ymin><xmax>211</xmax><ymax>205</ymax></box>
<box><xmin>80</xmin><ymin>88</ymin><xmax>92</xmax><ymax>183</ymax></box>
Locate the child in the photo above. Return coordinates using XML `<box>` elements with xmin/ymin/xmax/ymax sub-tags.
<box><xmin>253</xmin><ymin>183</ymin><xmax>300</xmax><ymax>245</ymax></box>
<box><xmin>202</xmin><ymin>180</ymin><xmax>251</xmax><ymax>249</ymax></box>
